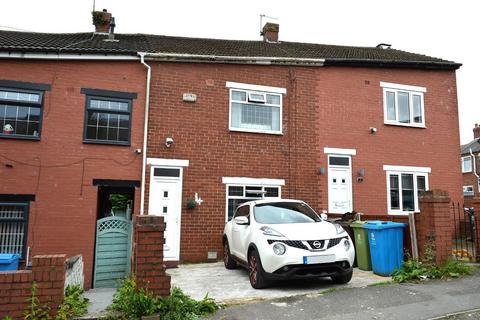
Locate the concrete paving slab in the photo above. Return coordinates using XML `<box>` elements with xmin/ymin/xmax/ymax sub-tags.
<box><xmin>168</xmin><ymin>262</ymin><xmax>388</xmax><ymax>304</ymax></box>
<box><xmin>78</xmin><ymin>288</ymin><xmax>115</xmax><ymax>319</ymax></box>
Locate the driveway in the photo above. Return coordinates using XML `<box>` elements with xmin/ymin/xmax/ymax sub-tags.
<box><xmin>168</xmin><ymin>262</ymin><xmax>387</xmax><ymax>304</ymax></box>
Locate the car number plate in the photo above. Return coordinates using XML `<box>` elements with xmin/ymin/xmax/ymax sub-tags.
<box><xmin>303</xmin><ymin>255</ymin><xmax>335</xmax><ymax>264</ymax></box>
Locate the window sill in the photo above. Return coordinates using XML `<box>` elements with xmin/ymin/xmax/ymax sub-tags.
<box><xmin>0</xmin><ymin>134</ymin><xmax>40</xmax><ymax>141</ymax></box>
<box><xmin>387</xmin><ymin>210</ymin><xmax>419</xmax><ymax>216</ymax></box>
<box><xmin>228</xmin><ymin>128</ymin><xmax>283</xmax><ymax>135</ymax></box>
<box><xmin>462</xmin><ymin>171</ymin><xmax>473</xmax><ymax>174</ymax></box>
<box><xmin>83</xmin><ymin>140</ymin><xmax>130</xmax><ymax>146</ymax></box>
<box><xmin>384</xmin><ymin>122</ymin><xmax>426</xmax><ymax>129</ymax></box>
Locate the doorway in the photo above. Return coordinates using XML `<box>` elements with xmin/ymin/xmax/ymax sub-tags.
<box><xmin>328</xmin><ymin>155</ymin><xmax>353</xmax><ymax>214</ymax></box>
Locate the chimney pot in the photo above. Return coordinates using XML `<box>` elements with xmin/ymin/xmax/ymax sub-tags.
<box><xmin>92</xmin><ymin>9</ymin><xmax>112</xmax><ymax>33</ymax></box>
<box><xmin>474</xmin><ymin>124</ymin><xmax>480</xmax><ymax>139</ymax></box>
<box><xmin>261</xmin><ymin>22</ymin><xmax>279</xmax><ymax>43</ymax></box>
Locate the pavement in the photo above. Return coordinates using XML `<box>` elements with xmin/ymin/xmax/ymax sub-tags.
<box><xmin>168</xmin><ymin>262</ymin><xmax>388</xmax><ymax>305</ymax></box>
<box><xmin>79</xmin><ymin>288</ymin><xmax>115</xmax><ymax>319</ymax></box>
<box><xmin>209</xmin><ymin>269</ymin><xmax>480</xmax><ymax>320</ymax></box>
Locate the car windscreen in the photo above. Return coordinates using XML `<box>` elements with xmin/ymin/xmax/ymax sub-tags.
<box><xmin>254</xmin><ymin>202</ymin><xmax>321</xmax><ymax>224</ymax></box>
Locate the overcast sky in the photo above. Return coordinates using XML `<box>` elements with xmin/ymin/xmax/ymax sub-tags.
<box><xmin>1</xmin><ymin>0</ymin><xmax>477</xmax><ymax>143</ymax></box>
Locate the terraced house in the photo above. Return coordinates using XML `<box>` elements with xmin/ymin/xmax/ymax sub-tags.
<box><xmin>0</xmin><ymin>10</ymin><xmax>462</xmax><ymax>288</ymax></box>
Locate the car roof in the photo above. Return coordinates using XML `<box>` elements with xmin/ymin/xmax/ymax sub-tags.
<box><xmin>238</xmin><ymin>199</ymin><xmax>306</xmax><ymax>207</ymax></box>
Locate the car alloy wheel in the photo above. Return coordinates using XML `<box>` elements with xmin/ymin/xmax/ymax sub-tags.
<box><xmin>249</xmin><ymin>254</ymin><xmax>258</xmax><ymax>284</ymax></box>
<box><xmin>248</xmin><ymin>250</ymin><xmax>268</xmax><ymax>289</ymax></box>
<box><xmin>223</xmin><ymin>240</ymin><xmax>237</xmax><ymax>269</ymax></box>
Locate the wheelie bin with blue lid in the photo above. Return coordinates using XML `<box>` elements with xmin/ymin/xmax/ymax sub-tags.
<box><xmin>363</xmin><ymin>220</ymin><xmax>406</xmax><ymax>276</ymax></box>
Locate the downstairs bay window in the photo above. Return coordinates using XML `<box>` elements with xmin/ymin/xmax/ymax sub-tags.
<box><xmin>222</xmin><ymin>177</ymin><xmax>284</xmax><ymax>221</ymax></box>
<box><xmin>383</xmin><ymin>165</ymin><xmax>430</xmax><ymax>214</ymax></box>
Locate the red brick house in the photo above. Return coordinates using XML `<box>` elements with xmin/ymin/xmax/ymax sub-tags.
<box><xmin>461</xmin><ymin>124</ymin><xmax>480</xmax><ymax>199</ymax></box>
<box><xmin>0</xmin><ymin>17</ymin><xmax>463</xmax><ymax>285</ymax></box>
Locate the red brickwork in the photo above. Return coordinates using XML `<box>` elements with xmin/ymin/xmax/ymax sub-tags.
<box><xmin>417</xmin><ymin>190</ymin><xmax>453</xmax><ymax>263</ymax></box>
<box><xmin>0</xmin><ymin>60</ymin><xmax>146</xmax><ymax>288</ymax></box>
<box><xmin>145</xmin><ymin>62</ymin><xmax>462</xmax><ymax>263</ymax></box>
<box><xmin>462</xmin><ymin>153</ymin><xmax>479</xmax><ymax>199</ymax></box>
<box><xmin>0</xmin><ymin>254</ymin><xmax>66</xmax><ymax>319</ymax></box>
<box><xmin>133</xmin><ymin>215</ymin><xmax>171</xmax><ymax>296</ymax></box>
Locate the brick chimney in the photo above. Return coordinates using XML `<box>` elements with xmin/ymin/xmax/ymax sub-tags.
<box><xmin>92</xmin><ymin>9</ymin><xmax>112</xmax><ymax>33</ymax></box>
<box><xmin>474</xmin><ymin>123</ymin><xmax>480</xmax><ymax>139</ymax></box>
<box><xmin>261</xmin><ymin>22</ymin><xmax>279</xmax><ymax>42</ymax></box>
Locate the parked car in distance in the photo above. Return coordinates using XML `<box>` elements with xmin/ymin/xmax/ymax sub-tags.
<box><xmin>223</xmin><ymin>199</ymin><xmax>355</xmax><ymax>288</ymax></box>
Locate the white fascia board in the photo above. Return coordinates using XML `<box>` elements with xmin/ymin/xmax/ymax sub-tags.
<box><xmin>380</xmin><ymin>81</ymin><xmax>427</xmax><ymax>93</ymax></box>
<box><xmin>0</xmin><ymin>52</ymin><xmax>138</xmax><ymax>61</ymax></box>
<box><xmin>226</xmin><ymin>81</ymin><xmax>287</xmax><ymax>94</ymax></box>
<box><xmin>222</xmin><ymin>177</ymin><xmax>285</xmax><ymax>186</ymax></box>
<box><xmin>147</xmin><ymin>158</ymin><xmax>189</xmax><ymax>167</ymax></box>
<box><xmin>383</xmin><ymin>165</ymin><xmax>431</xmax><ymax>173</ymax></box>
<box><xmin>323</xmin><ymin>147</ymin><xmax>357</xmax><ymax>156</ymax></box>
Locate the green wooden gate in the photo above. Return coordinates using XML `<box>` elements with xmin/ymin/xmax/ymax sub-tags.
<box><xmin>93</xmin><ymin>216</ymin><xmax>132</xmax><ymax>288</ymax></box>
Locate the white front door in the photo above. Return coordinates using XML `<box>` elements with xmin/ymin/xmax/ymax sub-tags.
<box><xmin>148</xmin><ymin>167</ymin><xmax>183</xmax><ymax>261</ymax></box>
<box><xmin>328</xmin><ymin>156</ymin><xmax>353</xmax><ymax>213</ymax></box>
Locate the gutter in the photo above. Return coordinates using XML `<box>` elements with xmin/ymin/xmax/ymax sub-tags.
<box><xmin>138</xmin><ymin>52</ymin><xmax>325</xmax><ymax>66</ymax></box>
<box><xmin>0</xmin><ymin>52</ymin><xmax>138</xmax><ymax>60</ymax></box>
<box><xmin>138</xmin><ymin>53</ymin><xmax>151</xmax><ymax>215</ymax></box>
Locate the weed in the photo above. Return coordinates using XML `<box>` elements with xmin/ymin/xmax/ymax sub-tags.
<box><xmin>56</xmin><ymin>285</ymin><xmax>90</xmax><ymax>320</ymax></box>
<box><xmin>23</xmin><ymin>282</ymin><xmax>51</xmax><ymax>320</ymax></box>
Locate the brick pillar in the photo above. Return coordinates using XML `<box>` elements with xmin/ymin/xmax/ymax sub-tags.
<box><xmin>32</xmin><ymin>254</ymin><xmax>67</xmax><ymax>312</ymax></box>
<box><xmin>133</xmin><ymin>215</ymin><xmax>171</xmax><ymax>296</ymax></box>
<box><xmin>471</xmin><ymin>198</ymin><xmax>480</xmax><ymax>261</ymax></box>
<box><xmin>417</xmin><ymin>190</ymin><xmax>453</xmax><ymax>263</ymax></box>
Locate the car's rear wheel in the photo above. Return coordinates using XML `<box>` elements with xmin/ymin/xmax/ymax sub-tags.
<box><xmin>331</xmin><ymin>269</ymin><xmax>353</xmax><ymax>284</ymax></box>
<box><xmin>223</xmin><ymin>239</ymin><xmax>237</xmax><ymax>269</ymax></box>
<box><xmin>248</xmin><ymin>249</ymin><xmax>268</xmax><ymax>289</ymax></box>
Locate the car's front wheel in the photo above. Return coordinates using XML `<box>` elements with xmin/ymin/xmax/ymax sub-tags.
<box><xmin>223</xmin><ymin>239</ymin><xmax>237</xmax><ymax>269</ymax></box>
<box><xmin>248</xmin><ymin>249</ymin><xmax>268</xmax><ymax>289</ymax></box>
<box><xmin>331</xmin><ymin>269</ymin><xmax>353</xmax><ymax>284</ymax></box>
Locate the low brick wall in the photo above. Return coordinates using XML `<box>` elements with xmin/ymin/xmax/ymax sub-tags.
<box><xmin>132</xmin><ymin>215</ymin><xmax>171</xmax><ymax>297</ymax></box>
<box><xmin>0</xmin><ymin>254</ymin><xmax>66</xmax><ymax>319</ymax></box>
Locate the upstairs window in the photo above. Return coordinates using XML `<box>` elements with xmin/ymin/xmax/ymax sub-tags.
<box><xmin>381</xmin><ymin>82</ymin><xmax>426</xmax><ymax>127</ymax></box>
<box><xmin>227</xmin><ymin>82</ymin><xmax>285</xmax><ymax>134</ymax></box>
<box><xmin>461</xmin><ymin>156</ymin><xmax>473</xmax><ymax>173</ymax></box>
<box><xmin>81</xmin><ymin>88</ymin><xmax>137</xmax><ymax>146</ymax></box>
<box><xmin>0</xmin><ymin>82</ymin><xmax>49</xmax><ymax>140</ymax></box>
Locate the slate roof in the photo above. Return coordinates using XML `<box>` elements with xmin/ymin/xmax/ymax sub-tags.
<box><xmin>461</xmin><ymin>138</ymin><xmax>480</xmax><ymax>155</ymax></box>
<box><xmin>0</xmin><ymin>30</ymin><xmax>461</xmax><ymax>69</ymax></box>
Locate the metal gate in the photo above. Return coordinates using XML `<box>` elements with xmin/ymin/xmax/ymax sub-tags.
<box><xmin>452</xmin><ymin>203</ymin><xmax>478</xmax><ymax>262</ymax></box>
<box><xmin>93</xmin><ymin>216</ymin><xmax>132</xmax><ymax>288</ymax></box>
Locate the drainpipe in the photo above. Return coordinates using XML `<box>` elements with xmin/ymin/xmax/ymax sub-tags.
<box><xmin>470</xmin><ymin>148</ymin><xmax>480</xmax><ymax>192</ymax></box>
<box><xmin>138</xmin><ymin>53</ymin><xmax>151</xmax><ymax>215</ymax></box>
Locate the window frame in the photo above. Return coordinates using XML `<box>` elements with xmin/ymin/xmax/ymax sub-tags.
<box><xmin>83</xmin><ymin>94</ymin><xmax>133</xmax><ymax>146</ymax></box>
<box><xmin>463</xmin><ymin>185</ymin><xmax>474</xmax><ymax>197</ymax></box>
<box><xmin>461</xmin><ymin>156</ymin><xmax>473</xmax><ymax>173</ymax></box>
<box><xmin>0</xmin><ymin>202</ymin><xmax>29</xmax><ymax>259</ymax></box>
<box><xmin>381</xmin><ymin>82</ymin><xmax>426</xmax><ymax>128</ymax></box>
<box><xmin>227</xmin><ymin>82</ymin><xmax>285</xmax><ymax>135</ymax></box>
<box><xmin>225</xmin><ymin>184</ymin><xmax>282</xmax><ymax>222</ymax></box>
<box><xmin>385</xmin><ymin>170</ymin><xmax>429</xmax><ymax>215</ymax></box>
<box><xmin>0</xmin><ymin>87</ymin><xmax>45</xmax><ymax>141</ymax></box>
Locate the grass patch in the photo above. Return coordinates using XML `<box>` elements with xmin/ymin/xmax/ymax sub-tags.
<box><xmin>107</xmin><ymin>277</ymin><xmax>221</xmax><ymax>320</ymax></box>
<box><xmin>367</xmin><ymin>280</ymin><xmax>395</xmax><ymax>287</ymax></box>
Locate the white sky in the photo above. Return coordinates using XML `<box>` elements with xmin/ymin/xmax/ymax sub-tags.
<box><xmin>1</xmin><ymin>0</ymin><xmax>477</xmax><ymax>144</ymax></box>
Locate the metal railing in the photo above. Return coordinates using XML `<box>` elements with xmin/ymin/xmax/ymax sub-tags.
<box><xmin>452</xmin><ymin>203</ymin><xmax>478</xmax><ymax>261</ymax></box>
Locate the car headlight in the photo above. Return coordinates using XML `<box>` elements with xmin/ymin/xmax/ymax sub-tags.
<box><xmin>273</xmin><ymin>243</ymin><xmax>286</xmax><ymax>255</ymax></box>
<box><xmin>334</xmin><ymin>223</ymin><xmax>346</xmax><ymax>235</ymax></box>
<box><xmin>343</xmin><ymin>239</ymin><xmax>351</xmax><ymax>251</ymax></box>
<box><xmin>260</xmin><ymin>226</ymin><xmax>284</xmax><ymax>237</ymax></box>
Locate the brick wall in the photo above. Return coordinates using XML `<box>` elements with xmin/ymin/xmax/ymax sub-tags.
<box><xmin>0</xmin><ymin>59</ymin><xmax>146</xmax><ymax>287</ymax></box>
<box><xmin>417</xmin><ymin>190</ymin><xmax>453</xmax><ymax>263</ymax></box>
<box><xmin>132</xmin><ymin>215</ymin><xmax>171</xmax><ymax>296</ymax></box>
<box><xmin>145</xmin><ymin>62</ymin><xmax>462</xmax><ymax>263</ymax></box>
<box><xmin>0</xmin><ymin>254</ymin><xmax>66</xmax><ymax>319</ymax></box>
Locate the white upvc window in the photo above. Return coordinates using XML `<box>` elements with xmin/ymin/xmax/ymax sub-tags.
<box><xmin>461</xmin><ymin>156</ymin><xmax>473</xmax><ymax>173</ymax></box>
<box><xmin>383</xmin><ymin>165</ymin><xmax>430</xmax><ymax>215</ymax></box>
<box><xmin>226</xmin><ymin>82</ymin><xmax>285</xmax><ymax>134</ymax></box>
<box><xmin>381</xmin><ymin>82</ymin><xmax>426</xmax><ymax>128</ymax></box>
<box><xmin>463</xmin><ymin>185</ymin><xmax>474</xmax><ymax>197</ymax></box>
<box><xmin>222</xmin><ymin>177</ymin><xmax>284</xmax><ymax>221</ymax></box>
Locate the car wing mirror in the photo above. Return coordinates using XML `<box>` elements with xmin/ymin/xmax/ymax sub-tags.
<box><xmin>234</xmin><ymin>216</ymin><xmax>249</xmax><ymax>225</ymax></box>
<box><xmin>320</xmin><ymin>213</ymin><xmax>328</xmax><ymax>221</ymax></box>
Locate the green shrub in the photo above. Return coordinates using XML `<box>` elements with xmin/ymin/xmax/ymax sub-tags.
<box><xmin>108</xmin><ymin>277</ymin><xmax>221</xmax><ymax>320</ymax></box>
<box><xmin>24</xmin><ymin>282</ymin><xmax>51</xmax><ymax>320</ymax></box>
<box><xmin>56</xmin><ymin>285</ymin><xmax>90</xmax><ymax>320</ymax></box>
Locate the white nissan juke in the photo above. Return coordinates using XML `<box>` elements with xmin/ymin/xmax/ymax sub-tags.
<box><xmin>223</xmin><ymin>199</ymin><xmax>355</xmax><ymax>289</ymax></box>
